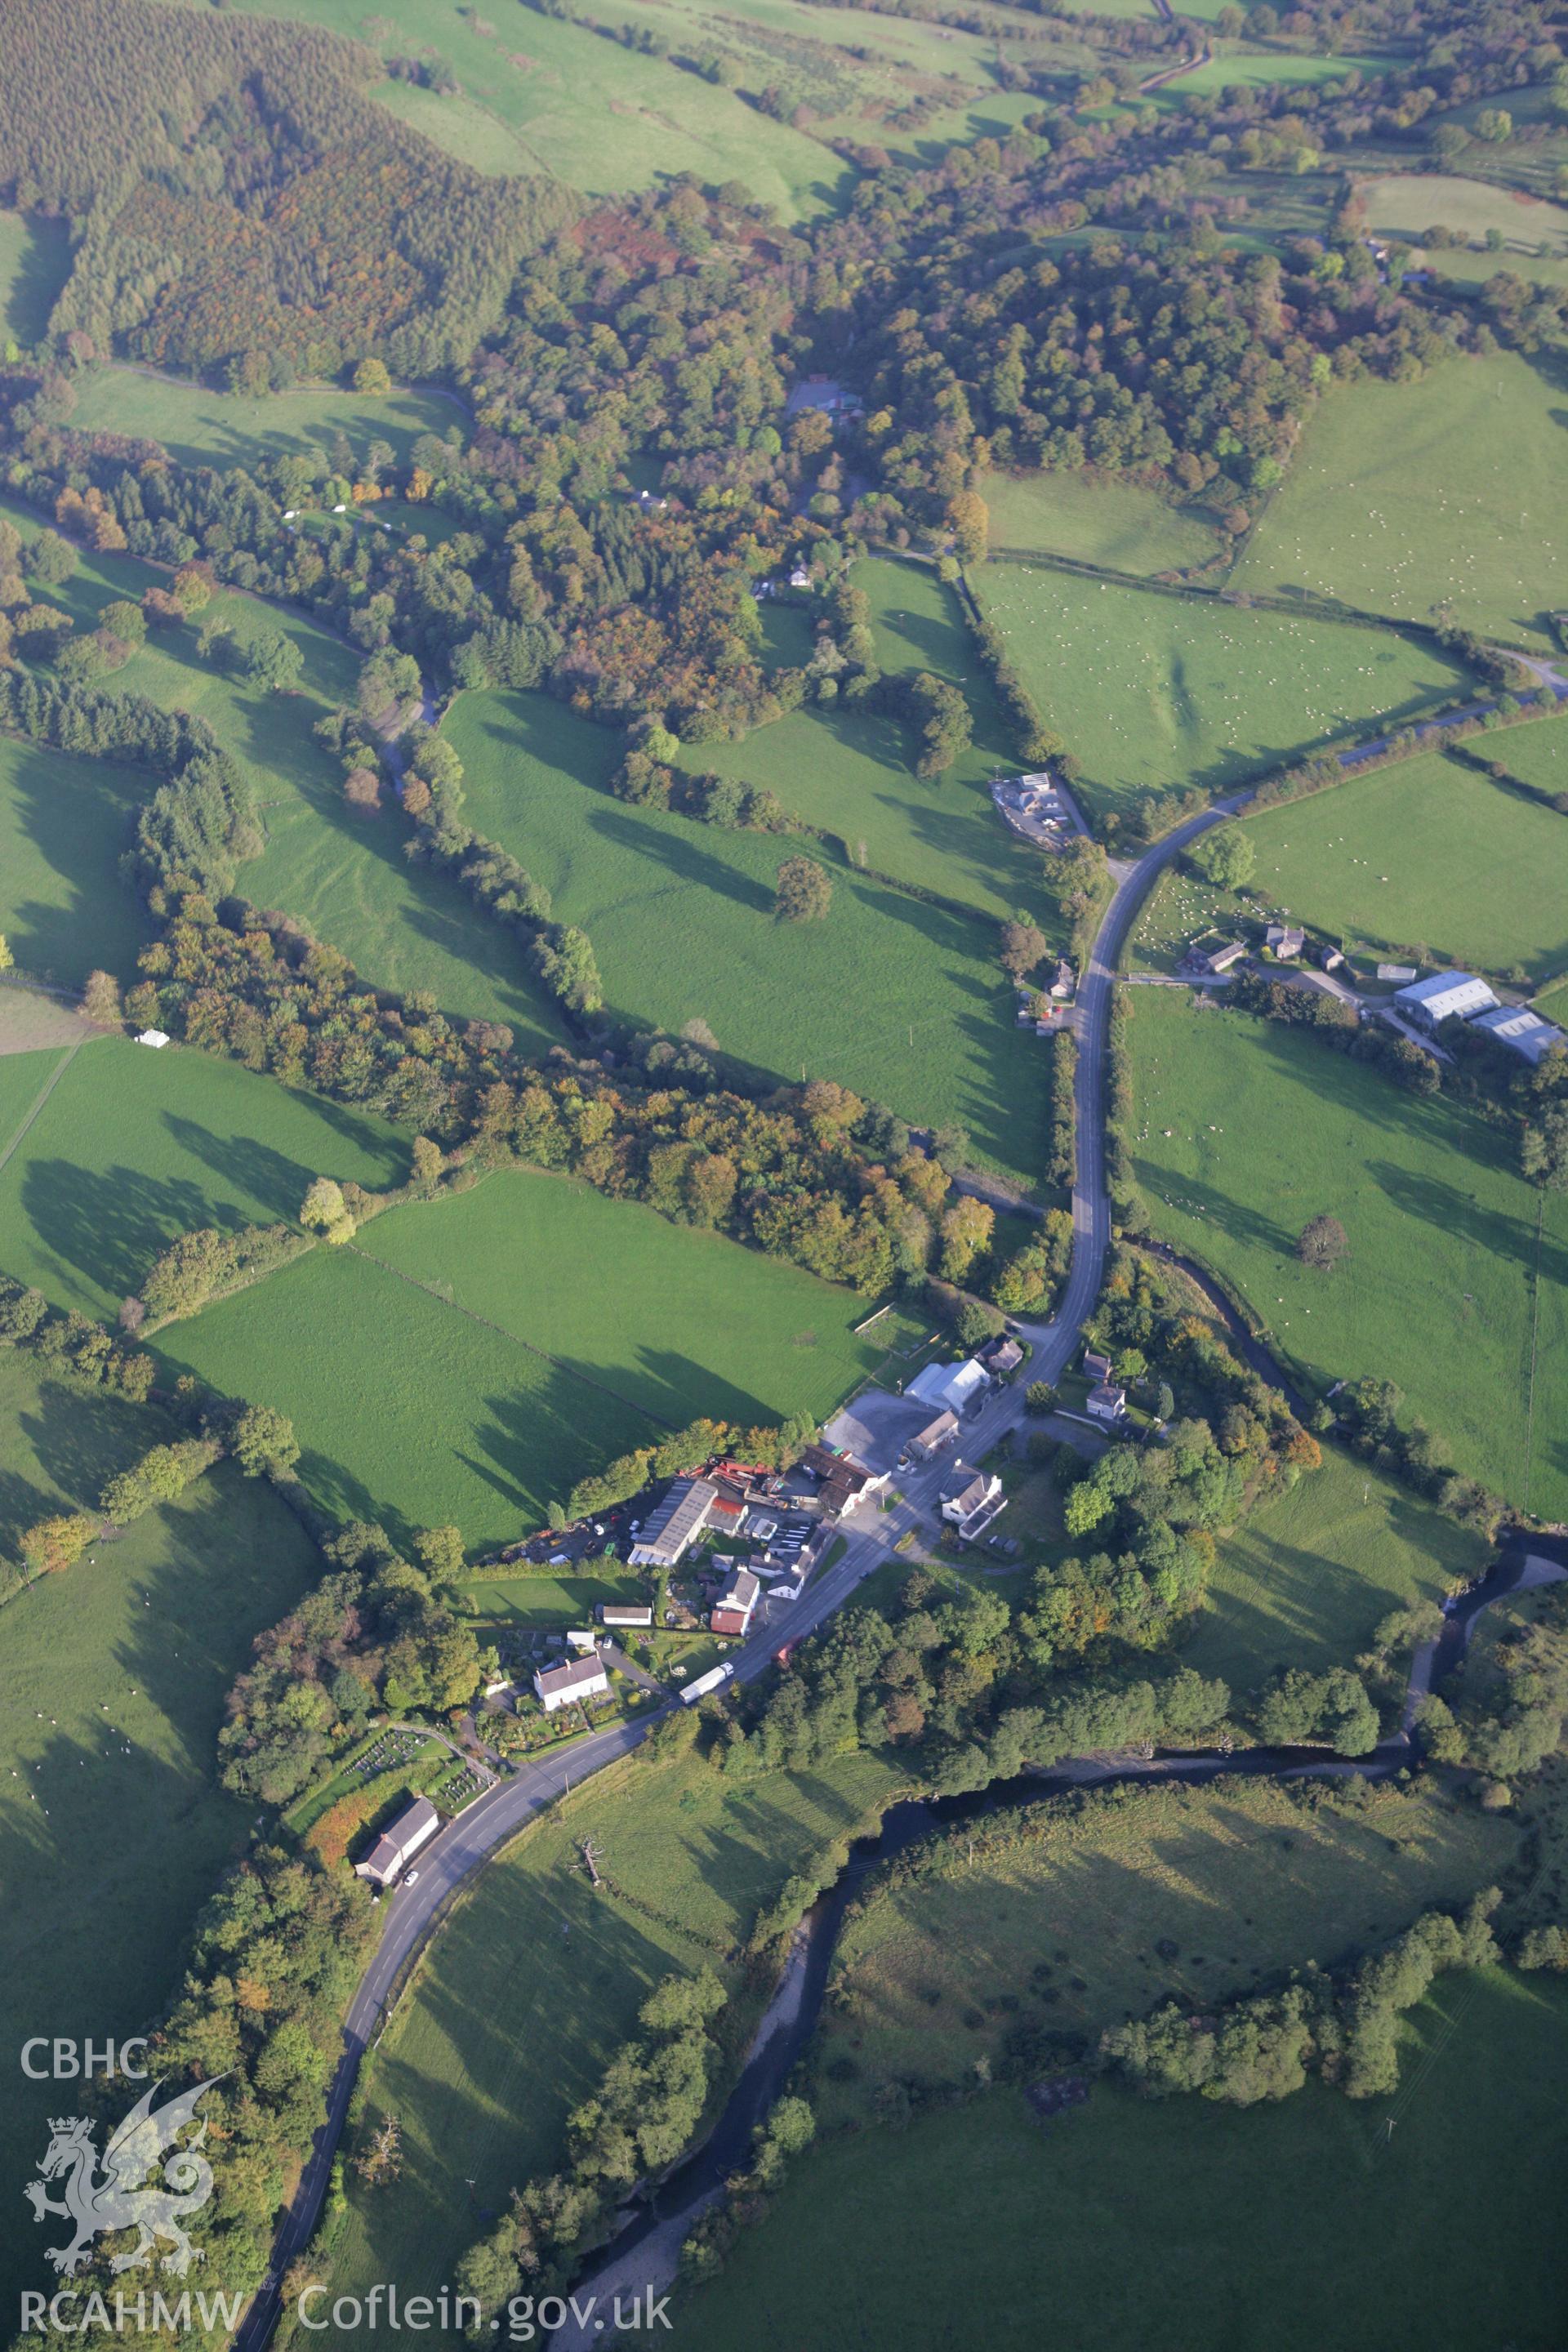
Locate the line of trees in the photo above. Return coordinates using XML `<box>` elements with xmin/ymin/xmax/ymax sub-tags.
<box><xmin>1047</xmin><ymin>1028</ymin><xmax>1076</xmax><ymax>1190</ymax></box>
<box><xmin>566</xmin><ymin>1410</ymin><xmax>816</xmax><ymax>1525</ymax></box>
<box><xmin>125</xmin><ymin>900</ymin><xmax>1002</xmax><ymax>1298</ymax></box>
<box><xmin>452</xmin><ymin>1970</ymin><xmax>729</xmax><ymax>2323</ymax></box>
<box><xmin>132</xmin><ymin>1223</ymin><xmax>309</xmax><ymax>1330</ymax></box>
<box><xmin>1104</xmin><ymin>1890</ymin><xmax>1502</xmax><ymax>2105</ymax></box>
<box><xmin>0</xmin><ymin>1268</ymin><xmax>153</xmax><ymax>1405</ymax></box>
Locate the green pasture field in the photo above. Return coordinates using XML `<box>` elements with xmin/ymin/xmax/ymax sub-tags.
<box><xmin>1533</xmin><ymin>979</ymin><xmax>1568</xmax><ymax>1025</ymax></box>
<box><xmin>1205</xmin><ymin>163</ymin><xmax>1344</xmax><ymax>239</ymax></box>
<box><xmin>185</xmin><ymin>0</ymin><xmax>856</xmax><ymax>221</ymax></box>
<box><xmin>675</xmin><ymin>559</ymin><xmax>1054</xmax><ymax>926</ymax></box>
<box><xmin>454</xmin><ymin>1572</ymin><xmax>648</xmax><ymax>1625</ymax></box>
<box><xmin>675</xmin><ymin>1968</ymin><xmax>1568</xmax><ymax>2352</ymax></box>
<box><xmin>0</xmin><ymin>733</ymin><xmax>156</xmax><ymax>991</ymax></box>
<box><xmin>1147</xmin><ymin>49</ymin><xmax>1382</xmax><ymax>107</ymax></box>
<box><xmin>3</xmin><ymin>498</ymin><xmax>564</xmax><ymax>1042</ymax></box>
<box><xmin>0</xmin><ymin>989</ymin><xmax>88</xmax><ymax>1057</ymax></box>
<box><xmin>152</xmin><ymin>1243</ymin><xmax>655</xmax><ymax>1546</ymax></box>
<box><xmin>360</xmin><ymin>1168</ymin><xmax>888</xmax><ymax>1430</ymax></box>
<box><xmin>1189</xmin><ymin>1444</ymin><xmax>1488</xmax><ymax>1687</ymax></box>
<box><xmin>0</xmin><ymin>1352</ymin><xmax>319</xmax><ymax>2319</ymax></box>
<box><xmin>66</xmin><ymin>368</ymin><xmax>466</xmax><ymax>472</ymax></box>
<box><xmin>313</xmin><ymin>1743</ymin><xmax>915</xmax><ymax>2346</ymax></box>
<box><xmin>0</xmin><ymin>210</ymin><xmax>69</xmax><ymax>346</ymax></box>
<box><xmin>1437</xmin><ymin>87</ymin><xmax>1568</xmax><ymax>202</ymax></box>
<box><xmin>572</xmin><ymin>0</ymin><xmax>1047</xmax><ymax>158</ymax></box>
<box><xmin>1229</xmin><ymin>737</ymin><xmax>1568</xmax><ymax>981</ymax></box>
<box><xmin>1124</xmin><ymin>861</ymin><xmax>1248</xmax><ymax>975</ymax></box>
<box><xmin>1496</xmin><ymin>716</ymin><xmax>1568</xmax><ymax>807</ymax></box>
<box><xmin>972</xmin><ymin>565</ymin><xmax>1469</xmax><ymax>820</ymax></box>
<box><xmin>1231</xmin><ymin>353</ymin><xmax>1568</xmax><ymax>647</ymax></box>
<box><xmin>0</xmin><ymin>1034</ymin><xmax>406</xmax><ymax>1321</ymax></box>
<box><xmin>813</xmin><ymin>1775</ymin><xmax>1516</xmax><ymax>2121</ymax></box>
<box><xmin>152</xmin><ymin>1166</ymin><xmax>884</xmax><ymax>1544</ymax></box>
<box><xmin>981</xmin><ymin>472</ymin><xmax>1223</xmax><ymax>574</ymax></box>
<box><xmin>444</xmin><ymin>690</ymin><xmax>1052</xmax><ymax>1187</ymax></box>
<box><xmin>1359</xmin><ymin>172</ymin><xmax>1568</xmax><ymax>287</ymax></box>
<box><xmin>996</xmin><ymin>1453</ymin><xmax>1071</xmax><ymax>1561</ymax></box>
<box><xmin>1123</xmin><ymin>989</ymin><xmax>1568</xmax><ymax>1518</ymax></box>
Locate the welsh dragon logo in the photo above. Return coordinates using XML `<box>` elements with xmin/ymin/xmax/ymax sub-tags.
<box><xmin>24</xmin><ymin>2076</ymin><xmax>224</xmax><ymax>2278</ymax></box>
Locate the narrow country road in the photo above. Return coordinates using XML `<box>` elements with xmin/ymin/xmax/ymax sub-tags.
<box><xmin>229</xmin><ymin>789</ymin><xmax>1254</xmax><ymax>2350</ymax></box>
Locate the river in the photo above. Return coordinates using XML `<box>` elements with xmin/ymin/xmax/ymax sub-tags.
<box><xmin>550</xmin><ymin>1530</ymin><xmax>1566</xmax><ymax>2345</ymax></box>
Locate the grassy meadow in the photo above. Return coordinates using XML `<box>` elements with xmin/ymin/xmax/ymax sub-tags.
<box><xmin>0</xmin><ymin>1034</ymin><xmax>407</xmax><ymax>1321</ymax></box>
<box><xmin>444</xmin><ymin>690</ymin><xmax>1052</xmax><ymax>1186</ymax></box>
<box><xmin>66</xmin><ymin>369</ymin><xmax>466</xmax><ymax>471</ymax></box>
<box><xmin>361</xmin><ymin>1169</ymin><xmax>888</xmax><ymax>1431</ymax></box>
<box><xmin>0</xmin><ymin>210</ymin><xmax>69</xmax><ymax>346</ymax></box>
<box><xmin>972</xmin><ymin>564</ymin><xmax>1468</xmax><ymax>820</ymax></box>
<box><xmin>814</xmin><ymin>1776</ymin><xmax>1516</xmax><ymax>2120</ymax></box>
<box><xmin>188</xmin><ymin>0</ymin><xmax>858</xmax><ymax>220</ymax></box>
<box><xmin>453</xmin><ymin>1571</ymin><xmax>647</xmax><ymax>1625</ymax></box>
<box><xmin>1496</xmin><ymin>715</ymin><xmax>1568</xmax><ymax>807</ymax></box>
<box><xmin>0</xmin><ymin>733</ymin><xmax>156</xmax><ymax>990</ymax></box>
<box><xmin>1124</xmin><ymin>988</ymin><xmax>1568</xmax><ymax>1518</ymax></box>
<box><xmin>1190</xmin><ymin>1444</ymin><xmax>1488</xmax><ymax>1687</ymax></box>
<box><xmin>1145</xmin><ymin>48</ymin><xmax>1383</xmax><ymax>102</ymax></box>
<box><xmin>1232</xmin><ymin>352</ymin><xmax>1568</xmax><ymax>646</ymax></box>
<box><xmin>152</xmin><ymin>1166</ymin><xmax>884</xmax><ymax>1544</ymax></box>
<box><xmin>3</xmin><ymin>498</ymin><xmax>565</xmax><ymax>1042</ymax></box>
<box><xmin>675</xmin><ymin>1968</ymin><xmax>1568</xmax><ymax>2352</ymax></box>
<box><xmin>0</xmin><ymin>1352</ymin><xmax>319</xmax><ymax>2319</ymax></box>
<box><xmin>675</xmin><ymin>559</ymin><xmax>1053</xmax><ymax>925</ymax></box>
<box><xmin>1229</xmin><ymin>736</ymin><xmax>1568</xmax><ymax>980</ymax></box>
<box><xmin>314</xmin><ymin>1742</ymin><xmax>915</xmax><ymax>2347</ymax></box>
<box><xmin>1361</xmin><ymin>172</ymin><xmax>1568</xmax><ymax>288</ymax></box>
<box><xmin>981</xmin><ymin>472</ymin><xmax>1223</xmax><ymax>573</ymax></box>
<box><xmin>153</xmin><ymin>1244</ymin><xmax>655</xmax><ymax>1545</ymax></box>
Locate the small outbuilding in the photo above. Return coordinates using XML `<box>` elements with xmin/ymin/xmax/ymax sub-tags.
<box><xmin>135</xmin><ymin>1029</ymin><xmax>171</xmax><ymax>1049</ymax></box>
